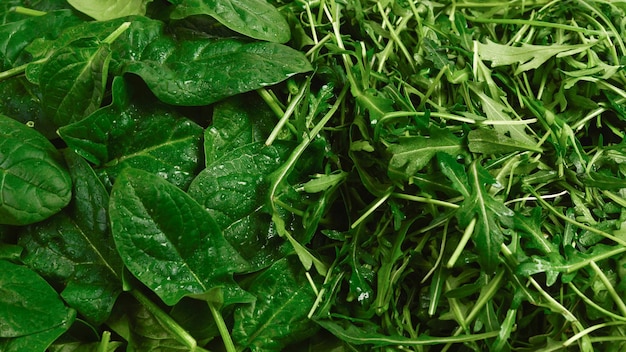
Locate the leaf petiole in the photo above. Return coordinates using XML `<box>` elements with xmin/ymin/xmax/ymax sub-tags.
<box><xmin>207</xmin><ymin>300</ymin><xmax>236</xmax><ymax>352</ymax></box>
<box><xmin>130</xmin><ymin>289</ymin><xmax>203</xmax><ymax>351</ymax></box>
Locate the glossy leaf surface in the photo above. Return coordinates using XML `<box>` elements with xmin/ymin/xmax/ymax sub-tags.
<box><xmin>170</xmin><ymin>0</ymin><xmax>291</xmax><ymax>43</ymax></box>
<box><xmin>109</xmin><ymin>167</ymin><xmax>249</xmax><ymax>306</ymax></box>
<box><xmin>233</xmin><ymin>257</ymin><xmax>317</xmax><ymax>351</ymax></box>
<box><xmin>0</xmin><ymin>115</ymin><xmax>71</xmax><ymax>225</ymax></box>
<box><xmin>19</xmin><ymin>151</ymin><xmax>122</xmax><ymax>324</ymax></box>
<box><xmin>189</xmin><ymin>141</ymin><xmax>293</xmax><ymax>270</ymax></box>
<box><xmin>58</xmin><ymin>77</ymin><xmax>203</xmax><ymax>190</ymax></box>
<box><xmin>0</xmin><ymin>260</ymin><xmax>74</xmax><ymax>337</ymax></box>
<box><xmin>38</xmin><ymin>38</ymin><xmax>111</xmax><ymax>128</ymax></box>
<box><xmin>123</xmin><ymin>38</ymin><xmax>312</xmax><ymax>106</ymax></box>
<box><xmin>67</xmin><ymin>0</ymin><xmax>152</xmax><ymax>21</ymax></box>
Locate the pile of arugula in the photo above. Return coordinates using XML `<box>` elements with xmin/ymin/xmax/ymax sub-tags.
<box><xmin>2</xmin><ymin>0</ymin><xmax>626</xmax><ymax>351</ymax></box>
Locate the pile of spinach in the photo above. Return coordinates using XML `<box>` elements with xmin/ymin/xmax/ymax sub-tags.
<box><xmin>3</xmin><ymin>0</ymin><xmax>626</xmax><ymax>351</ymax></box>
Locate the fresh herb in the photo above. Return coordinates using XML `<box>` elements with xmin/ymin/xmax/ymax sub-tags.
<box><xmin>3</xmin><ymin>0</ymin><xmax>626</xmax><ymax>351</ymax></box>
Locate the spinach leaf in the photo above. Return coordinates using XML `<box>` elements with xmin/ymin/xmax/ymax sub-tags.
<box><xmin>58</xmin><ymin>76</ymin><xmax>204</xmax><ymax>190</ymax></box>
<box><xmin>0</xmin><ymin>114</ymin><xmax>71</xmax><ymax>225</ymax></box>
<box><xmin>189</xmin><ymin>141</ymin><xmax>294</xmax><ymax>270</ymax></box>
<box><xmin>0</xmin><ymin>260</ymin><xmax>75</xmax><ymax>339</ymax></box>
<box><xmin>0</xmin><ymin>10</ymin><xmax>81</xmax><ymax>70</ymax></box>
<box><xmin>38</xmin><ymin>37</ymin><xmax>112</xmax><ymax>128</ymax></box>
<box><xmin>122</xmin><ymin>38</ymin><xmax>312</xmax><ymax>105</ymax></box>
<box><xmin>109</xmin><ymin>167</ymin><xmax>250</xmax><ymax>306</ymax></box>
<box><xmin>233</xmin><ymin>257</ymin><xmax>318</xmax><ymax>351</ymax></box>
<box><xmin>204</xmin><ymin>95</ymin><xmax>276</xmax><ymax>165</ymax></box>
<box><xmin>67</xmin><ymin>0</ymin><xmax>152</xmax><ymax>21</ymax></box>
<box><xmin>170</xmin><ymin>0</ymin><xmax>291</xmax><ymax>43</ymax></box>
<box><xmin>19</xmin><ymin>150</ymin><xmax>122</xmax><ymax>324</ymax></box>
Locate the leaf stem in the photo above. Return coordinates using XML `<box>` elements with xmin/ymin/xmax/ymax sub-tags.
<box><xmin>0</xmin><ymin>58</ymin><xmax>46</xmax><ymax>81</ymax></box>
<box><xmin>130</xmin><ymin>289</ymin><xmax>202</xmax><ymax>351</ymax></box>
<box><xmin>446</xmin><ymin>217</ymin><xmax>477</xmax><ymax>268</ymax></box>
<box><xmin>265</xmin><ymin>78</ymin><xmax>309</xmax><ymax>146</ymax></box>
<box><xmin>527</xmin><ymin>187</ymin><xmax>626</xmax><ymax>247</ymax></box>
<box><xmin>207</xmin><ymin>301</ymin><xmax>237</xmax><ymax>352</ymax></box>
<box><xmin>11</xmin><ymin>6</ymin><xmax>46</xmax><ymax>16</ymax></box>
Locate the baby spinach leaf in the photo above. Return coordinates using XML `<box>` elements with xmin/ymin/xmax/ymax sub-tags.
<box><xmin>67</xmin><ymin>0</ymin><xmax>152</xmax><ymax>21</ymax></box>
<box><xmin>0</xmin><ymin>260</ymin><xmax>74</xmax><ymax>337</ymax></box>
<box><xmin>0</xmin><ymin>115</ymin><xmax>71</xmax><ymax>225</ymax></box>
<box><xmin>0</xmin><ymin>318</ymin><xmax>75</xmax><ymax>352</ymax></box>
<box><xmin>0</xmin><ymin>10</ymin><xmax>81</xmax><ymax>70</ymax></box>
<box><xmin>233</xmin><ymin>256</ymin><xmax>318</xmax><ymax>351</ymax></box>
<box><xmin>188</xmin><ymin>141</ymin><xmax>294</xmax><ymax>270</ymax></box>
<box><xmin>204</xmin><ymin>95</ymin><xmax>276</xmax><ymax>166</ymax></box>
<box><xmin>123</xmin><ymin>38</ymin><xmax>312</xmax><ymax>106</ymax></box>
<box><xmin>109</xmin><ymin>167</ymin><xmax>250</xmax><ymax>306</ymax></box>
<box><xmin>19</xmin><ymin>151</ymin><xmax>123</xmax><ymax>324</ymax></box>
<box><xmin>38</xmin><ymin>34</ymin><xmax>115</xmax><ymax>128</ymax></box>
<box><xmin>126</xmin><ymin>302</ymin><xmax>188</xmax><ymax>351</ymax></box>
<box><xmin>170</xmin><ymin>0</ymin><xmax>291</xmax><ymax>43</ymax></box>
<box><xmin>58</xmin><ymin>77</ymin><xmax>203</xmax><ymax>190</ymax></box>
<box><xmin>387</xmin><ymin>128</ymin><xmax>464</xmax><ymax>180</ymax></box>
<box><xmin>0</xmin><ymin>77</ymin><xmax>56</xmax><ymax>139</ymax></box>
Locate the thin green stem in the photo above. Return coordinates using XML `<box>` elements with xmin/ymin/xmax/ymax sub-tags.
<box><xmin>130</xmin><ymin>290</ymin><xmax>202</xmax><ymax>351</ymax></box>
<box><xmin>12</xmin><ymin>6</ymin><xmax>46</xmax><ymax>16</ymax></box>
<box><xmin>446</xmin><ymin>217</ymin><xmax>477</xmax><ymax>268</ymax></box>
<box><xmin>208</xmin><ymin>301</ymin><xmax>236</xmax><ymax>352</ymax></box>
<box><xmin>265</xmin><ymin>79</ymin><xmax>309</xmax><ymax>146</ymax></box>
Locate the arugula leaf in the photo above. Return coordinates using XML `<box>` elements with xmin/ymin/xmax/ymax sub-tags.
<box><xmin>0</xmin><ymin>114</ymin><xmax>71</xmax><ymax>225</ymax></box>
<box><xmin>170</xmin><ymin>0</ymin><xmax>291</xmax><ymax>43</ymax></box>
<box><xmin>468</xmin><ymin>128</ymin><xmax>542</xmax><ymax>154</ymax></box>
<box><xmin>444</xmin><ymin>158</ymin><xmax>514</xmax><ymax>271</ymax></box>
<box><xmin>109</xmin><ymin>167</ymin><xmax>250</xmax><ymax>306</ymax></box>
<box><xmin>387</xmin><ymin>128</ymin><xmax>464</xmax><ymax>180</ymax></box>
<box><xmin>477</xmin><ymin>39</ymin><xmax>596</xmax><ymax>74</ymax></box>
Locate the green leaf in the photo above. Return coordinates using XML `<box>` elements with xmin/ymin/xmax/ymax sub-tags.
<box><xmin>473</xmin><ymin>90</ymin><xmax>538</xmax><ymax>147</ymax></box>
<box><xmin>315</xmin><ymin>318</ymin><xmax>499</xmax><ymax>346</ymax></box>
<box><xmin>455</xmin><ymin>161</ymin><xmax>514</xmax><ymax>272</ymax></box>
<box><xmin>0</xmin><ymin>317</ymin><xmax>75</xmax><ymax>352</ymax></box>
<box><xmin>19</xmin><ymin>150</ymin><xmax>123</xmax><ymax>324</ymax></box>
<box><xmin>109</xmin><ymin>167</ymin><xmax>250</xmax><ymax>306</ymax></box>
<box><xmin>0</xmin><ymin>260</ymin><xmax>74</xmax><ymax>337</ymax></box>
<box><xmin>170</xmin><ymin>0</ymin><xmax>291</xmax><ymax>43</ymax></box>
<box><xmin>468</xmin><ymin>128</ymin><xmax>542</xmax><ymax>154</ymax></box>
<box><xmin>0</xmin><ymin>77</ymin><xmax>56</xmax><ymax>139</ymax></box>
<box><xmin>0</xmin><ymin>115</ymin><xmax>71</xmax><ymax>225</ymax></box>
<box><xmin>0</xmin><ymin>10</ymin><xmax>81</xmax><ymax>70</ymax></box>
<box><xmin>388</xmin><ymin>128</ymin><xmax>463</xmax><ymax>180</ymax></box>
<box><xmin>123</xmin><ymin>38</ymin><xmax>312</xmax><ymax>106</ymax></box>
<box><xmin>204</xmin><ymin>95</ymin><xmax>277</xmax><ymax>166</ymax></box>
<box><xmin>67</xmin><ymin>0</ymin><xmax>152</xmax><ymax>21</ymax></box>
<box><xmin>58</xmin><ymin>76</ymin><xmax>204</xmax><ymax>190</ymax></box>
<box><xmin>188</xmin><ymin>142</ymin><xmax>294</xmax><ymax>270</ymax></box>
<box><xmin>233</xmin><ymin>257</ymin><xmax>318</xmax><ymax>351</ymax></box>
<box><xmin>126</xmin><ymin>303</ymin><xmax>187</xmax><ymax>352</ymax></box>
<box><xmin>477</xmin><ymin>39</ymin><xmax>596</xmax><ymax>74</ymax></box>
<box><xmin>38</xmin><ymin>38</ymin><xmax>112</xmax><ymax>128</ymax></box>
